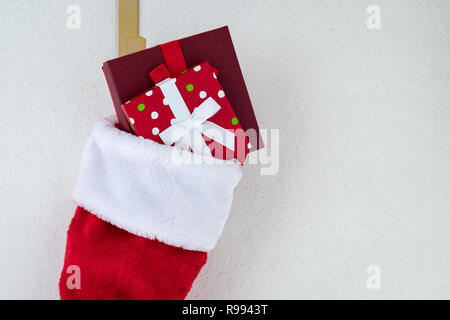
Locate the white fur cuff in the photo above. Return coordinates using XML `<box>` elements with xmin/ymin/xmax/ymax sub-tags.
<box><xmin>73</xmin><ymin>116</ymin><xmax>243</xmax><ymax>252</ymax></box>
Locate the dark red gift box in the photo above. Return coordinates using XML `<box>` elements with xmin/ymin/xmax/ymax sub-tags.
<box><xmin>103</xmin><ymin>26</ymin><xmax>263</xmax><ymax>151</ymax></box>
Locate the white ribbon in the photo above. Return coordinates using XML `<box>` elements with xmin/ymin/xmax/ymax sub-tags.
<box><xmin>157</xmin><ymin>78</ymin><xmax>235</xmax><ymax>156</ymax></box>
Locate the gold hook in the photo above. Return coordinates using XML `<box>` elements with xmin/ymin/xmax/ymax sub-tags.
<box><xmin>118</xmin><ymin>0</ymin><xmax>146</xmax><ymax>57</ymax></box>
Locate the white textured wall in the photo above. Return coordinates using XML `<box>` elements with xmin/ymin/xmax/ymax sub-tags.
<box><xmin>0</xmin><ymin>0</ymin><xmax>449</xmax><ymax>299</ymax></box>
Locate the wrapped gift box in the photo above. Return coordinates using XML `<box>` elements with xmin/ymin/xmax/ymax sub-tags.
<box><xmin>121</xmin><ymin>61</ymin><xmax>249</xmax><ymax>163</ymax></box>
<box><xmin>103</xmin><ymin>26</ymin><xmax>263</xmax><ymax>152</ymax></box>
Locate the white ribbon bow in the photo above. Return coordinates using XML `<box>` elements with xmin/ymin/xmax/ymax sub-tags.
<box><xmin>157</xmin><ymin>78</ymin><xmax>235</xmax><ymax>156</ymax></box>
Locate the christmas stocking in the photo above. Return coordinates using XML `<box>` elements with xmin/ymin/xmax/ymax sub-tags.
<box><xmin>59</xmin><ymin>116</ymin><xmax>242</xmax><ymax>299</ymax></box>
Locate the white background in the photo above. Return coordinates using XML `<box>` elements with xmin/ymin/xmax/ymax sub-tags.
<box><xmin>1</xmin><ymin>0</ymin><xmax>449</xmax><ymax>299</ymax></box>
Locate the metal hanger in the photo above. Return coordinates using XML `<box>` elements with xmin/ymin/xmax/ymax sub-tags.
<box><xmin>118</xmin><ymin>0</ymin><xmax>146</xmax><ymax>57</ymax></box>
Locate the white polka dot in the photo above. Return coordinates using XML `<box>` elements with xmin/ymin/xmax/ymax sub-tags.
<box><xmin>145</xmin><ymin>90</ymin><xmax>153</xmax><ymax>96</ymax></box>
<box><xmin>129</xmin><ymin>118</ymin><xmax>135</xmax><ymax>125</ymax></box>
<box><xmin>199</xmin><ymin>91</ymin><xmax>207</xmax><ymax>99</ymax></box>
<box><xmin>163</xmin><ymin>98</ymin><xmax>169</xmax><ymax>105</ymax></box>
<box><xmin>151</xmin><ymin>111</ymin><xmax>159</xmax><ymax>119</ymax></box>
<box><xmin>218</xmin><ymin>90</ymin><xmax>225</xmax><ymax>98</ymax></box>
<box><xmin>213</xmin><ymin>72</ymin><xmax>217</xmax><ymax>79</ymax></box>
<box><xmin>248</xmin><ymin>142</ymin><xmax>252</xmax><ymax>149</ymax></box>
<box><xmin>152</xmin><ymin>127</ymin><xmax>160</xmax><ymax>135</ymax></box>
<box><xmin>170</xmin><ymin>118</ymin><xmax>177</xmax><ymax>125</ymax></box>
<box><xmin>194</xmin><ymin>65</ymin><xmax>201</xmax><ymax>72</ymax></box>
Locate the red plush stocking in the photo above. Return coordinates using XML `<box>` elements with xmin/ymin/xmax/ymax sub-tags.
<box><xmin>59</xmin><ymin>117</ymin><xmax>242</xmax><ymax>300</ymax></box>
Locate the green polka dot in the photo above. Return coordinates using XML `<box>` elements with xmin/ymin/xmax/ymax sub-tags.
<box><xmin>138</xmin><ymin>104</ymin><xmax>145</xmax><ymax>111</ymax></box>
<box><xmin>231</xmin><ymin>117</ymin><xmax>239</xmax><ymax>125</ymax></box>
<box><xmin>186</xmin><ymin>84</ymin><xmax>194</xmax><ymax>92</ymax></box>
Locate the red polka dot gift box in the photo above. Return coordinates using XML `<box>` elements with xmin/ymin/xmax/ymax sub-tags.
<box><xmin>121</xmin><ymin>61</ymin><xmax>249</xmax><ymax>164</ymax></box>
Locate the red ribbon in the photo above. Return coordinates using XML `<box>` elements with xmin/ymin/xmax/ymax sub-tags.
<box><xmin>149</xmin><ymin>40</ymin><xmax>187</xmax><ymax>84</ymax></box>
<box><xmin>159</xmin><ymin>40</ymin><xmax>187</xmax><ymax>75</ymax></box>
